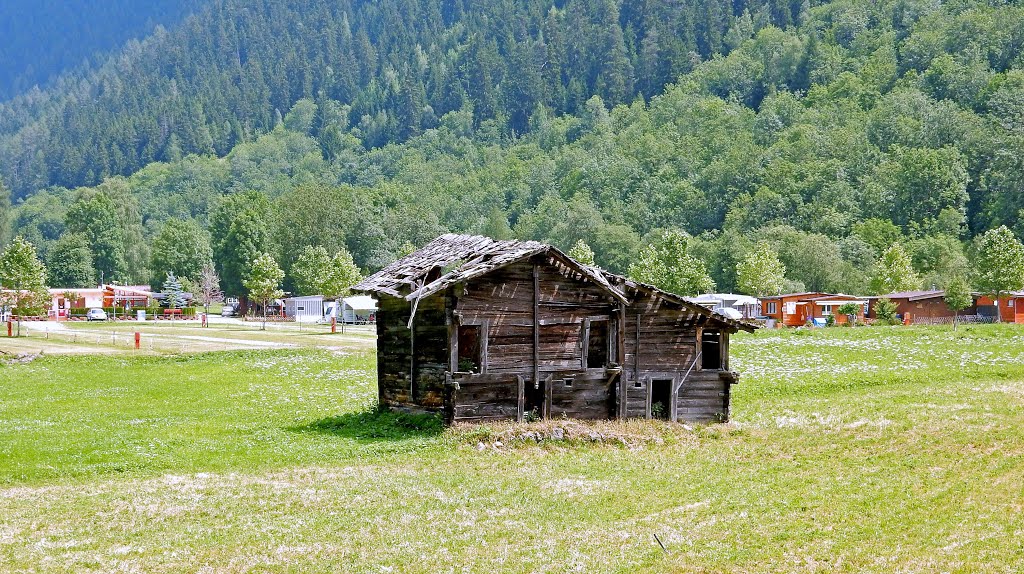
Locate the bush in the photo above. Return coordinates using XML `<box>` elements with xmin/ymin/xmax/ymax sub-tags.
<box><xmin>12</xmin><ymin>307</ymin><xmax>47</xmax><ymax>317</ymax></box>
<box><xmin>874</xmin><ymin>297</ymin><xmax>899</xmax><ymax>325</ymax></box>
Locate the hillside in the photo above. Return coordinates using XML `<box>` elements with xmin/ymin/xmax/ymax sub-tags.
<box><xmin>2</xmin><ymin>0</ymin><xmax>1024</xmax><ymax>299</ymax></box>
<box><xmin>0</xmin><ymin>0</ymin><xmax>803</xmax><ymax>199</ymax></box>
<box><xmin>0</xmin><ymin>0</ymin><xmax>203</xmax><ymax>100</ymax></box>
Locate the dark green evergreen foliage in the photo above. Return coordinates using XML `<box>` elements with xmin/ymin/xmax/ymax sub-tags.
<box><xmin>2</xmin><ymin>0</ymin><xmax>1024</xmax><ymax>298</ymax></box>
<box><xmin>0</xmin><ymin>0</ymin><xmax>799</xmax><ymax>198</ymax></box>
<box><xmin>0</xmin><ymin>0</ymin><xmax>203</xmax><ymax>100</ymax></box>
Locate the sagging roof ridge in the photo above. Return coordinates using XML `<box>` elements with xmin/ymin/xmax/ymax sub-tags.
<box><xmin>353</xmin><ymin>234</ymin><xmax>755</xmax><ymax>332</ymax></box>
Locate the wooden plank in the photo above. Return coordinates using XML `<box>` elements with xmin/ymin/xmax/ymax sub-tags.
<box><xmin>533</xmin><ymin>263</ymin><xmax>541</xmax><ymax>418</ymax></box>
<box><xmin>481</xmin><ymin>318</ymin><xmax>489</xmax><ymax>374</ymax></box>
<box><xmin>517</xmin><ymin>375</ymin><xmax>525</xmax><ymax>423</ymax></box>
<box><xmin>582</xmin><ymin>318</ymin><xmax>591</xmax><ymax>370</ymax></box>
<box><xmin>544</xmin><ymin>373</ymin><xmax>553</xmax><ymax>419</ymax></box>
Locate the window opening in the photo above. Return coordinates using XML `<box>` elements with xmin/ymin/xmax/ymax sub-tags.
<box><xmin>701</xmin><ymin>330</ymin><xmax>722</xmax><ymax>370</ymax></box>
<box><xmin>457</xmin><ymin>325</ymin><xmax>482</xmax><ymax>373</ymax></box>
<box><xmin>587</xmin><ymin>320</ymin><xmax>609</xmax><ymax>368</ymax></box>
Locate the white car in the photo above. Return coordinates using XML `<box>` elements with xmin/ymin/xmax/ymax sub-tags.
<box><xmin>86</xmin><ymin>308</ymin><xmax>108</xmax><ymax>321</ymax></box>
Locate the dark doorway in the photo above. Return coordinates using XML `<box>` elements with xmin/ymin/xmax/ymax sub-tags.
<box><xmin>457</xmin><ymin>325</ymin><xmax>482</xmax><ymax>373</ymax></box>
<box><xmin>702</xmin><ymin>330</ymin><xmax>721</xmax><ymax>370</ymax></box>
<box><xmin>651</xmin><ymin>379</ymin><xmax>671</xmax><ymax>420</ymax></box>
<box><xmin>587</xmin><ymin>320</ymin><xmax>609</xmax><ymax>368</ymax></box>
<box><xmin>524</xmin><ymin>378</ymin><xmax>546</xmax><ymax>420</ymax></box>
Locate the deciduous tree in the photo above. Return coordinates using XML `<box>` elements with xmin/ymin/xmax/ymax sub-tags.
<box><xmin>0</xmin><ymin>237</ymin><xmax>48</xmax><ymax>336</ymax></box>
<box><xmin>736</xmin><ymin>241</ymin><xmax>786</xmax><ymax>297</ymax></box>
<box><xmin>869</xmin><ymin>244</ymin><xmax>922</xmax><ymax>295</ymax></box>
<box><xmin>944</xmin><ymin>275</ymin><xmax>973</xmax><ymax>330</ymax></box>
<box><xmin>197</xmin><ymin>264</ymin><xmax>224</xmax><ymax>323</ymax></box>
<box><xmin>46</xmin><ymin>233</ymin><xmax>95</xmax><ymax>288</ymax></box>
<box><xmin>150</xmin><ymin>219</ymin><xmax>212</xmax><ymax>289</ymax></box>
<box><xmin>243</xmin><ymin>252</ymin><xmax>284</xmax><ymax>331</ymax></box>
<box><xmin>628</xmin><ymin>230</ymin><xmax>715</xmax><ymax>297</ymax></box>
<box><xmin>973</xmin><ymin>225</ymin><xmax>1024</xmax><ymax>322</ymax></box>
<box><xmin>567</xmin><ymin>239</ymin><xmax>596</xmax><ymax>266</ymax></box>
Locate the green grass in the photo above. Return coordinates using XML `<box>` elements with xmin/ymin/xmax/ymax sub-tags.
<box><xmin>1</xmin><ymin>324</ymin><xmax>1024</xmax><ymax>572</ymax></box>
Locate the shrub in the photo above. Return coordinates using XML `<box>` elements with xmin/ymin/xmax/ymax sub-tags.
<box><xmin>874</xmin><ymin>297</ymin><xmax>899</xmax><ymax>325</ymax></box>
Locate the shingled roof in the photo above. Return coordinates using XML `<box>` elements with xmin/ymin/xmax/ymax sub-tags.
<box><xmin>354</xmin><ymin>234</ymin><xmax>756</xmax><ymax>332</ymax></box>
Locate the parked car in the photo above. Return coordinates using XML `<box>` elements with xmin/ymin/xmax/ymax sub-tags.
<box><xmin>86</xmin><ymin>308</ymin><xmax>107</xmax><ymax>321</ymax></box>
<box><xmin>221</xmin><ymin>305</ymin><xmax>235</xmax><ymax>317</ymax></box>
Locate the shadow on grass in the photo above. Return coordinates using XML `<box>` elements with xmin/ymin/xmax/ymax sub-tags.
<box><xmin>288</xmin><ymin>405</ymin><xmax>444</xmax><ymax>441</ymax></box>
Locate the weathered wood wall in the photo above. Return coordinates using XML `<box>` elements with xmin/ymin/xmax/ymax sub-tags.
<box><xmin>549</xmin><ymin>371</ymin><xmax>615</xmax><ymax>419</ymax></box>
<box><xmin>677</xmin><ymin>371</ymin><xmax>734</xmax><ymax>423</ymax></box>
<box><xmin>456</xmin><ymin>258</ymin><xmax>616</xmax><ymax>374</ymax></box>
<box><xmin>375</xmin><ymin>293</ymin><xmax>449</xmax><ymax>411</ymax></box>
<box><xmin>450</xmin><ymin>374</ymin><xmax>522</xmax><ymax>423</ymax></box>
<box><xmin>374</xmin><ymin>256</ymin><xmax>740</xmax><ymax>424</ymax></box>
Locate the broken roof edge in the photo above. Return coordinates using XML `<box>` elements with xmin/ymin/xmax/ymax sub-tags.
<box><xmin>599</xmin><ymin>271</ymin><xmax>758</xmax><ymax>333</ymax></box>
<box><xmin>352</xmin><ymin>233</ymin><xmax>755</xmax><ymax>332</ymax></box>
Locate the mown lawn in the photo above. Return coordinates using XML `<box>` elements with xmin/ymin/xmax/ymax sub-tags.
<box><xmin>1</xmin><ymin>324</ymin><xmax>1023</xmax><ymax>572</ymax></box>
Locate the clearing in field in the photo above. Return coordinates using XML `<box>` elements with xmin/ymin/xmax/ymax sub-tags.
<box><xmin>1</xmin><ymin>324</ymin><xmax>1024</xmax><ymax>572</ymax></box>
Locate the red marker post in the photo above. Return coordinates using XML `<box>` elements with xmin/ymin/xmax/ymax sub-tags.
<box><xmin>134</xmin><ymin>332</ymin><xmax>141</xmax><ymax>350</ymax></box>
<box><xmin>7</xmin><ymin>321</ymin><xmax>12</xmax><ymax>337</ymax></box>
<box><xmin>331</xmin><ymin>316</ymin><xmax>337</xmax><ymax>334</ymax></box>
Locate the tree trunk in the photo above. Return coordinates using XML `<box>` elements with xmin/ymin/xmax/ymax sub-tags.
<box><xmin>953</xmin><ymin>310</ymin><xmax>958</xmax><ymax>331</ymax></box>
<box><xmin>996</xmin><ymin>291</ymin><xmax>1003</xmax><ymax>323</ymax></box>
<box><xmin>262</xmin><ymin>299</ymin><xmax>267</xmax><ymax>331</ymax></box>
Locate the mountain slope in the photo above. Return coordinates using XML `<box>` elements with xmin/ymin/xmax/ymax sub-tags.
<box><xmin>0</xmin><ymin>0</ymin><xmax>202</xmax><ymax>100</ymax></box>
<box><xmin>0</xmin><ymin>0</ymin><xmax>804</xmax><ymax>199</ymax></box>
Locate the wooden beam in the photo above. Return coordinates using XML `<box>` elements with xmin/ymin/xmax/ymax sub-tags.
<box><xmin>533</xmin><ymin>263</ymin><xmax>541</xmax><ymax>417</ymax></box>
<box><xmin>635</xmin><ymin>312</ymin><xmax>643</xmax><ymax>418</ymax></box>
<box><xmin>409</xmin><ymin>306</ymin><xmax>417</xmax><ymax>402</ymax></box>
<box><xmin>581</xmin><ymin>318</ymin><xmax>591</xmax><ymax>370</ymax></box>
<box><xmin>481</xmin><ymin>319</ymin><xmax>490</xmax><ymax>374</ymax></box>
<box><xmin>517</xmin><ymin>375</ymin><xmax>525</xmax><ymax>423</ymax></box>
<box><xmin>447</xmin><ymin>307</ymin><xmax>458</xmax><ymax>373</ymax></box>
<box><xmin>543</xmin><ymin>374</ymin><xmax>552</xmax><ymax>419</ymax></box>
<box><xmin>617</xmin><ymin>302</ymin><xmax>626</xmax><ymax>419</ymax></box>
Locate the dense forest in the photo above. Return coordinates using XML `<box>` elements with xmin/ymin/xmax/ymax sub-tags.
<box><xmin>2</xmin><ymin>0</ymin><xmax>1024</xmax><ymax>301</ymax></box>
<box><xmin>0</xmin><ymin>0</ymin><xmax>808</xmax><ymax>197</ymax></box>
<box><xmin>0</xmin><ymin>0</ymin><xmax>202</xmax><ymax>100</ymax></box>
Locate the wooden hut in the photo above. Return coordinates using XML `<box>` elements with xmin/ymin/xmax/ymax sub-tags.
<box><xmin>354</xmin><ymin>234</ymin><xmax>754</xmax><ymax>425</ymax></box>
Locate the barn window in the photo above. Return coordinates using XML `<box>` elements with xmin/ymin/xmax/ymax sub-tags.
<box><xmin>586</xmin><ymin>320</ymin><xmax>609</xmax><ymax>368</ymax></box>
<box><xmin>633</xmin><ymin>380</ymin><xmax>642</xmax><ymax>388</ymax></box>
<box><xmin>701</xmin><ymin>330</ymin><xmax>722</xmax><ymax>370</ymax></box>
<box><xmin>563</xmin><ymin>378</ymin><xmax>573</xmax><ymax>388</ymax></box>
<box><xmin>766</xmin><ymin>302</ymin><xmax>777</xmax><ymax>314</ymax></box>
<box><xmin>457</xmin><ymin>325</ymin><xmax>482</xmax><ymax>373</ymax></box>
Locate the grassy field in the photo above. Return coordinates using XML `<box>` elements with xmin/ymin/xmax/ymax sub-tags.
<box><xmin>1</xmin><ymin>324</ymin><xmax>1023</xmax><ymax>572</ymax></box>
<box><xmin>3</xmin><ymin>319</ymin><xmax>376</xmax><ymax>353</ymax></box>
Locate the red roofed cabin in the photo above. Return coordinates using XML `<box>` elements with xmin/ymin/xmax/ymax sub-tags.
<box><xmin>975</xmin><ymin>292</ymin><xmax>1024</xmax><ymax>323</ymax></box>
<box><xmin>354</xmin><ymin>234</ymin><xmax>755</xmax><ymax>425</ymax></box>
<box><xmin>866</xmin><ymin>290</ymin><xmax>980</xmax><ymax>324</ymax></box>
<box><xmin>759</xmin><ymin>293</ymin><xmax>866</xmax><ymax>326</ymax></box>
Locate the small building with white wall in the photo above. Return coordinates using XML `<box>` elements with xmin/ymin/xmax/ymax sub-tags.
<box><xmin>284</xmin><ymin>295</ymin><xmax>325</xmax><ymax>322</ymax></box>
<box><xmin>689</xmin><ymin>293</ymin><xmax>761</xmax><ymax>320</ymax></box>
<box><xmin>340</xmin><ymin>295</ymin><xmax>377</xmax><ymax>323</ymax></box>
